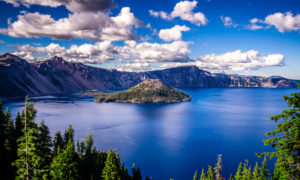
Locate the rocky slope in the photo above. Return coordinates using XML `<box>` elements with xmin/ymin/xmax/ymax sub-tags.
<box><xmin>89</xmin><ymin>79</ymin><xmax>191</xmax><ymax>103</ymax></box>
<box><xmin>0</xmin><ymin>53</ymin><xmax>299</xmax><ymax>98</ymax></box>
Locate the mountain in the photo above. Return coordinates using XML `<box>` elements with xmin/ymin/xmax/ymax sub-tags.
<box><xmin>0</xmin><ymin>53</ymin><xmax>299</xmax><ymax>99</ymax></box>
<box><xmin>89</xmin><ymin>79</ymin><xmax>191</xmax><ymax>103</ymax></box>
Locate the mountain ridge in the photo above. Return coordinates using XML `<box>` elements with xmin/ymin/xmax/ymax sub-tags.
<box><xmin>0</xmin><ymin>53</ymin><xmax>299</xmax><ymax>98</ymax></box>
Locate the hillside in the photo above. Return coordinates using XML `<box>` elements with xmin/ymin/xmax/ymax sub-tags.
<box><xmin>88</xmin><ymin>79</ymin><xmax>191</xmax><ymax>103</ymax></box>
<box><xmin>1</xmin><ymin>53</ymin><xmax>299</xmax><ymax>99</ymax></box>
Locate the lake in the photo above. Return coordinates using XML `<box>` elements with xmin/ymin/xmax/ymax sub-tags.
<box><xmin>3</xmin><ymin>88</ymin><xmax>298</xmax><ymax>179</ymax></box>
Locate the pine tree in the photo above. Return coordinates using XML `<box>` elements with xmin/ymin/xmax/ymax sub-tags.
<box><xmin>132</xmin><ymin>163</ymin><xmax>142</xmax><ymax>180</ymax></box>
<box><xmin>85</xmin><ymin>133</ymin><xmax>93</xmax><ymax>155</ymax></box>
<box><xmin>13</xmin><ymin>98</ymin><xmax>45</xmax><ymax>179</ymax></box>
<box><xmin>252</xmin><ymin>162</ymin><xmax>259</xmax><ymax>180</ymax></box>
<box><xmin>259</xmin><ymin>86</ymin><xmax>300</xmax><ymax>179</ymax></box>
<box><xmin>4</xmin><ymin>109</ymin><xmax>16</xmax><ymax>179</ymax></box>
<box><xmin>15</xmin><ymin>112</ymin><xmax>23</xmax><ymax>140</ymax></box>
<box><xmin>259</xmin><ymin>157</ymin><xmax>268</xmax><ymax>180</ymax></box>
<box><xmin>50</xmin><ymin>140</ymin><xmax>80</xmax><ymax>180</ymax></box>
<box><xmin>102</xmin><ymin>149</ymin><xmax>123</xmax><ymax>180</ymax></box>
<box><xmin>53</xmin><ymin>130</ymin><xmax>63</xmax><ymax>155</ymax></box>
<box><xmin>214</xmin><ymin>154</ymin><xmax>224</xmax><ymax>180</ymax></box>
<box><xmin>229</xmin><ymin>174</ymin><xmax>234</xmax><ymax>180</ymax></box>
<box><xmin>272</xmin><ymin>155</ymin><xmax>288</xmax><ymax>180</ymax></box>
<box><xmin>35</xmin><ymin>120</ymin><xmax>52</xmax><ymax>179</ymax></box>
<box><xmin>241</xmin><ymin>160</ymin><xmax>251</xmax><ymax>180</ymax></box>
<box><xmin>0</xmin><ymin>102</ymin><xmax>8</xmax><ymax>175</ymax></box>
<box><xmin>193</xmin><ymin>170</ymin><xmax>198</xmax><ymax>180</ymax></box>
<box><xmin>207</xmin><ymin>165</ymin><xmax>214</xmax><ymax>180</ymax></box>
<box><xmin>64</xmin><ymin>124</ymin><xmax>75</xmax><ymax>147</ymax></box>
<box><xmin>235</xmin><ymin>162</ymin><xmax>243</xmax><ymax>180</ymax></box>
<box><xmin>200</xmin><ymin>168</ymin><xmax>206</xmax><ymax>180</ymax></box>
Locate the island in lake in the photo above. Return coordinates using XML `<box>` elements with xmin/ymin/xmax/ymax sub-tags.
<box><xmin>85</xmin><ymin>79</ymin><xmax>191</xmax><ymax>103</ymax></box>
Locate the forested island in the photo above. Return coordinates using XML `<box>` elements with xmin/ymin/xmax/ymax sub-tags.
<box><xmin>85</xmin><ymin>79</ymin><xmax>191</xmax><ymax>103</ymax></box>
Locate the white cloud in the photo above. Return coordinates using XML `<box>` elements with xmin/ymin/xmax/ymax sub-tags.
<box><xmin>13</xmin><ymin>40</ymin><xmax>192</xmax><ymax>64</ymax></box>
<box><xmin>149</xmin><ymin>0</ymin><xmax>208</xmax><ymax>26</ymax></box>
<box><xmin>161</xmin><ymin>50</ymin><xmax>285</xmax><ymax>72</ymax></box>
<box><xmin>0</xmin><ymin>7</ymin><xmax>142</xmax><ymax>41</ymax></box>
<box><xmin>246</xmin><ymin>12</ymin><xmax>300</xmax><ymax>32</ymax></box>
<box><xmin>220</xmin><ymin>16</ymin><xmax>234</xmax><ymax>27</ymax></box>
<box><xmin>117</xmin><ymin>62</ymin><xmax>151</xmax><ymax>72</ymax></box>
<box><xmin>149</xmin><ymin>10</ymin><xmax>171</xmax><ymax>20</ymax></box>
<box><xmin>264</xmin><ymin>12</ymin><xmax>300</xmax><ymax>32</ymax></box>
<box><xmin>2</xmin><ymin>0</ymin><xmax>117</xmax><ymax>12</ymax></box>
<box><xmin>158</xmin><ymin>25</ymin><xmax>190</xmax><ymax>41</ymax></box>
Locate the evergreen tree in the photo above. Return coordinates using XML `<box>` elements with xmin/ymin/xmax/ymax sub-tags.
<box><xmin>229</xmin><ymin>174</ymin><xmax>234</xmax><ymax>180</ymax></box>
<box><xmin>53</xmin><ymin>130</ymin><xmax>64</xmax><ymax>155</ymax></box>
<box><xmin>15</xmin><ymin>112</ymin><xmax>23</xmax><ymax>140</ymax></box>
<box><xmin>235</xmin><ymin>162</ymin><xmax>243</xmax><ymax>180</ymax></box>
<box><xmin>35</xmin><ymin>120</ymin><xmax>52</xmax><ymax>179</ymax></box>
<box><xmin>259</xmin><ymin>86</ymin><xmax>300</xmax><ymax>179</ymax></box>
<box><xmin>193</xmin><ymin>170</ymin><xmax>198</xmax><ymax>180</ymax></box>
<box><xmin>85</xmin><ymin>133</ymin><xmax>93</xmax><ymax>155</ymax></box>
<box><xmin>64</xmin><ymin>124</ymin><xmax>75</xmax><ymax>146</ymax></box>
<box><xmin>4</xmin><ymin>109</ymin><xmax>17</xmax><ymax>179</ymax></box>
<box><xmin>13</xmin><ymin>99</ymin><xmax>46</xmax><ymax>179</ymax></box>
<box><xmin>241</xmin><ymin>160</ymin><xmax>251</xmax><ymax>180</ymax></box>
<box><xmin>252</xmin><ymin>162</ymin><xmax>259</xmax><ymax>180</ymax></box>
<box><xmin>259</xmin><ymin>157</ymin><xmax>268</xmax><ymax>180</ymax></box>
<box><xmin>132</xmin><ymin>163</ymin><xmax>142</xmax><ymax>180</ymax></box>
<box><xmin>200</xmin><ymin>168</ymin><xmax>206</xmax><ymax>180</ymax></box>
<box><xmin>207</xmin><ymin>165</ymin><xmax>214</xmax><ymax>180</ymax></box>
<box><xmin>214</xmin><ymin>154</ymin><xmax>224</xmax><ymax>180</ymax></box>
<box><xmin>102</xmin><ymin>149</ymin><xmax>123</xmax><ymax>180</ymax></box>
<box><xmin>50</xmin><ymin>140</ymin><xmax>80</xmax><ymax>180</ymax></box>
<box><xmin>0</xmin><ymin>102</ymin><xmax>8</xmax><ymax>176</ymax></box>
<box><xmin>272</xmin><ymin>155</ymin><xmax>288</xmax><ymax>180</ymax></box>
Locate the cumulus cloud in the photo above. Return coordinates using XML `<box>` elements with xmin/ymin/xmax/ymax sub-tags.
<box><xmin>245</xmin><ymin>12</ymin><xmax>300</xmax><ymax>32</ymax></box>
<box><xmin>0</xmin><ymin>7</ymin><xmax>142</xmax><ymax>41</ymax></box>
<box><xmin>149</xmin><ymin>0</ymin><xmax>208</xmax><ymax>26</ymax></box>
<box><xmin>264</xmin><ymin>12</ymin><xmax>300</xmax><ymax>32</ymax></box>
<box><xmin>158</xmin><ymin>25</ymin><xmax>190</xmax><ymax>41</ymax></box>
<box><xmin>161</xmin><ymin>50</ymin><xmax>285</xmax><ymax>72</ymax></box>
<box><xmin>220</xmin><ymin>16</ymin><xmax>236</xmax><ymax>27</ymax></box>
<box><xmin>13</xmin><ymin>40</ymin><xmax>192</xmax><ymax>64</ymax></box>
<box><xmin>2</xmin><ymin>0</ymin><xmax>117</xmax><ymax>12</ymax></box>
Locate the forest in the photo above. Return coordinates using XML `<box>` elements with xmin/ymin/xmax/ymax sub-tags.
<box><xmin>0</xmin><ymin>86</ymin><xmax>299</xmax><ymax>180</ymax></box>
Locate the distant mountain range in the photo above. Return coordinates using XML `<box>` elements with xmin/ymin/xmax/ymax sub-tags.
<box><xmin>0</xmin><ymin>53</ymin><xmax>299</xmax><ymax>99</ymax></box>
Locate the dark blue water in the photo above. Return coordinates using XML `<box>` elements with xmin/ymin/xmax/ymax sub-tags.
<box><xmin>3</xmin><ymin>88</ymin><xmax>298</xmax><ymax>179</ymax></box>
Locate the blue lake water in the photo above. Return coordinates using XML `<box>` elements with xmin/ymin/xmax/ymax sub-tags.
<box><xmin>3</xmin><ymin>88</ymin><xmax>298</xmax><ymax>179</ymax></box>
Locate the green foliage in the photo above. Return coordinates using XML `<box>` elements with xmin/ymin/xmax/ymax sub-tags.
<box><xmin>64</xmin><ymin>124</ymin><xmax>74</xmax><ymax>146</ymax></box>
<box><xmin>214</xmin><ymin>154</ymin><xmax>224</xmax><ymax>180</ymax></box>
<box><xmin>235</xmin><ymin>162</ymin><xmax>243</xmax><ymax>180</ymax></box>
<box><xmin>207</xmin><ymin>165</ymin><xmax>214</xmax><ymax>180</ymax></box>
<box><xmin>252</xmin><ymin>162</ymin><xmax>259</xmax><ymax>180</ymax></box>
<box><xmin>132</xmin><ymin>163</ymin><xmax>142</xmax><ymax>180</ymax></box>
<box><xmin>50</xmin><ymin>141</ymin><xmax>80</xmax><ymax>180</ymax></box>
<box><xmin>258</xmin><ymin>86</ymin><xmax>300</xmax><ymax>179</ymax></box>
<box><xmin>53</xmin><ymin>130</ymin><xmax>63</xmax><ymax>155</ymax></box>
<box><xmin>102</xmin><ymin>149</ymin><xmax>123</xmax><ymax>180</ymax></box>
<box><xmin>259</xmin><ymin>157</ymin><xmax>268</xmax><ymax>180</ymax></box>
<box><xmin>193</xmin><ymin>170</ymin><xmax>197</xmax><ymax>180</ymax></box>
<box><xmin>200</xmin><ymin>168</ymin><xmax>206</xmax><ymax>180</ymax></box>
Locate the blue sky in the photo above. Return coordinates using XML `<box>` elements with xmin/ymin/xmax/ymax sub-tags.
<box><xmin>0</xmin><ymin>0</ymin><xmax>299</xmax><ymax>79</ymax></box>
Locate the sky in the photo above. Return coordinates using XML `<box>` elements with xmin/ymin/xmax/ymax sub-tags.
<box><xmin>0</xmin><ymin>0</ymin><xmax>299</xmax><ymax>79</ymax></box>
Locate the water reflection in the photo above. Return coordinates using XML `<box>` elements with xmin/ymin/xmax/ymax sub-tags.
<box><xmin>3</xmin><ymin>88</ymin><xmax>298</xmax><ymax>180</ymax></box>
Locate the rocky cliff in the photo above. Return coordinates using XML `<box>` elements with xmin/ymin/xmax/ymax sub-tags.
<box><xmin>0</xmin><ymin>53</ymin><xmax>299</xmax><ymax>98</ymax></box>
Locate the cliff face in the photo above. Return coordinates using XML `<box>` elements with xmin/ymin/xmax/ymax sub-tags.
<box><xmin>0</xmin><ymin>54</ymin><xmax>299</xmax><ymax>98</ymax></box>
